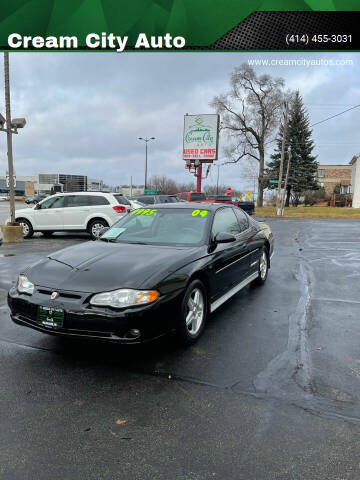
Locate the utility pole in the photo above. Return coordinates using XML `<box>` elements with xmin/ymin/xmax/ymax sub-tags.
<box><xmin>216</xmin><ymin>164</ymin><xmax>220</xmax><ymax>195</ymax></box>
<box><xmin>280</xmin><ymin>146</ymin><xmax>291</xmax><ymax>215</ymax></box>
<box><xmin>276</xmin><ymin>102</ymin><xmax>289</xmax><ymax>216</ymax></box>
<box><xmin>4</xmin><ymin>52</ymin><xmax>15</xmax><ymax>224</ymax></box>
<box><xmin>130</xmin><ymin>176</ymin><xmax>133</xmax><ymax>197</ymax></box>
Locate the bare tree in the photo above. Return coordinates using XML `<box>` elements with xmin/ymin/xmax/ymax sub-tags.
<box><xmin>204</xmin><ymin>184</ymin><xmax>227</xmax><ymax>195</ymax></box>
<box><xmin>211</xmin><ymin>64</ymin><xmax>286</xmax><ymax>207</ymax></box>
<box><xmin>148</xmin><ymin>175</ymin><xmax>179</xmax><ymax>194</ymax></box>
<box><xmin>177</xmin><ymin>181</ymin><xmax>196</xmax><ymax>192</ymax></box>
<box><xmin>204</xmin><ymin>184</ymin><xmax>243</xmax><ymax>198</ymax></box>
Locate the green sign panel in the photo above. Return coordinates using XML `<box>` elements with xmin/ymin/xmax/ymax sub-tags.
<box><xmin>269</xmin><ymin>180</ymin><xmax>279</xmax><ymax>184</ymax></box>
<box><xmin>144</xmin><ymin>189</ymin><xmax>157</xmax><ymax>194</ymax></box>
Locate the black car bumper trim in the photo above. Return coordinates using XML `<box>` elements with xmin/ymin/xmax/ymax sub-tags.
<box><xmin>11</xmin><ymin>313</ymin><xmax>149</xmax><ymax>344</ymax></box>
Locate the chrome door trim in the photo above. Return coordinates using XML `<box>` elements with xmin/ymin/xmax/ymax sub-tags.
<box><xmin>210</xmin><ymin>272</ymin><xmax>259</xmax><ymax>313</ymax></box>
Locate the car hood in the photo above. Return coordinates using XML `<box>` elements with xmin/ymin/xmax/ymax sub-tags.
<box><xmin>26</xmin><ymin>241</ymin><xmax>201</xmax><ymax>293</ymax></box>
<box><xmin>15</xmin><ymin>207</ymin><xmax>35</xmax><ymax>215</ymax></box>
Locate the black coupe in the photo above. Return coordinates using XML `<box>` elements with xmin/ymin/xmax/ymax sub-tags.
<box><xmin>8</xmin><ymin>204</ymin><xmax>274</xmax><ymax>345</ymax></box>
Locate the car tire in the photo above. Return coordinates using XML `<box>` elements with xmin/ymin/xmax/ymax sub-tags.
<box><xmin>176</xmin><ymin>279</ymin><xmax>208</xmax><ymax>345</ymax></box>
<box><xmin>17</xmin><ymin>218</ymin><xmax>34</xmax><ymax>239</ymax></box>
<box><xmin>253</xmin><ymin>247</ymin><xmax>269</xmax><ymax>286</ymax></box>
<box><xmin>41</xmin><ymin>231</ymin><xmax>54</xmax><ymax>237</ymax></box>
<box><xmin>88</xmin><ymin>219</ymin><xmax>109</xmax><ymax>240</ymax></box>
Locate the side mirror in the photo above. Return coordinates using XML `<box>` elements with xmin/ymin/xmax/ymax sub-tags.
<box><xmin>214</xmin><ymin>232</ymin><xmax>236</xmax><ymax>244</ymax></box>
<box><xmin>97</xmin><ymin>227</ymin><xmax>110</xmax><ymax>239</ymax></box>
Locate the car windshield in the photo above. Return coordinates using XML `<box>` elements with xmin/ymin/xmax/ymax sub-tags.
<box><xmin>100</xmin><ymin>207</ymin><xmax>210</xmax><ymax>246</ymax></box>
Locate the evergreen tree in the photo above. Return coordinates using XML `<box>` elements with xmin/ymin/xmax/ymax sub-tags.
<box><xmin>265</xmin><ymin>91</ymin><xmax>318</xmax><ymax>206</ymax></box>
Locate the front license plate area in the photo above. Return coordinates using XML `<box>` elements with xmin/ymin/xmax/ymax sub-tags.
<box><xmin>38</xmin><ymin>306</ymin><xmax>64</xmax><ymax>328</ymax></box>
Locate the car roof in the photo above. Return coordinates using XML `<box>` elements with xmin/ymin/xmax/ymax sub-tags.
<box><xmin>150</xmin><ymin>202</ymin><xmax>233</xmax><ymax>211</ymax></box>
<box><xmin>52</xmin><ymin>191</ymin><xmax>115</xmax><ymax>196</ymax></box>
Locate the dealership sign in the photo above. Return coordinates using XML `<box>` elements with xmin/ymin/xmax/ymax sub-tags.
<box><xmin>183</xmin><ymin>114</ymin><xmax>219</xmax><ymax>163</ymax></box>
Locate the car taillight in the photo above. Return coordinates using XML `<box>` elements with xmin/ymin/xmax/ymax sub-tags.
<box><xmin>235</xmin><ymin>203</ymin><xmax>239</xmax><ymax>207</ymax></box>
<box><xmin>113</xmin><ymin>205</ymin><xmax>126</xmax><ymax>213</ymax></box>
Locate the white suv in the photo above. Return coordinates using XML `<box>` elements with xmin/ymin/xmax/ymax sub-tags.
<box><xmin>11</xmin><ymin>192</ymin><xmax>137</xmax><ymax>240</ymax></box>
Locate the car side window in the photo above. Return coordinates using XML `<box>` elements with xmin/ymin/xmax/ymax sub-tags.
<box><xmin>65</xmin><ymin>195</ymin><xmax>90</xmax><ymax>207</ymax></box>
<box><xmin>49</xmin><ymin>196</ymin><xmax>65</xmax><ymax>208</ymax></box>
<box><xmin>38</xmin><ymin>197</ymin><xmax>59</xmax><ymax>209</ymax></box>
<box><xmin>212</xmin><ymin>208</ymin><xmax>241</xmax><ymax>237</ymax></box>
<box><xmin>233</xmin><ymin>207</ymin><xmax>249</xmax><ymax>232</ymax></box>
<box><xmin>90</xmin><ymin>196</ymin><xmax>110</xmax><ymax>206</ymax></box>
<box><xmin>65</xmin><ymin>196</ymin><xmax>78</xmax><ymax>207</ymax></box>
<box><xmin>140</xmin><ymin>196</ymin><xmax>155</xmax><ymax>205</ymax></box>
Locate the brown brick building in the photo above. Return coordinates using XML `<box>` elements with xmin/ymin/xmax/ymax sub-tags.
<box><xmin>316</xmin><ymin>165</ymin><xmax>352</xmax><ymax>196</ymax></box>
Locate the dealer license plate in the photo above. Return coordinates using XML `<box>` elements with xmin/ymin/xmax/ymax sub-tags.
<box><xmin>38</xmin><ymin>306</ymin><xmax>64</xmax><ymax>328</ymax></box>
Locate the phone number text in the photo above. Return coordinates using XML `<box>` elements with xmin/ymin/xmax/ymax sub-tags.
<box><xmin>286</xmin><ymin>34</ymin><xmax>352</xmax><ymax>46</ymax></box>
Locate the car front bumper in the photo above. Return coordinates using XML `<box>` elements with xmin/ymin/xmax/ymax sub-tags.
<box><xmin>8</xmin><ymin>286</ymin><xmax>182</xmax><ymax>344</ymax></box>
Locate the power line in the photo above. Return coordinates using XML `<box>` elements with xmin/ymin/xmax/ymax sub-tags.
<box><xmin>264</xmin><ymin>103</ymin><xmax>360</xmax><ymax>147</ymax></box>
<box><xmin>310</xmin><ymin>104</ymin><xmax>360</xmax><ymax>127</ymax></box>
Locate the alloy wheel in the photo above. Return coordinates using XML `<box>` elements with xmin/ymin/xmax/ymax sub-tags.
<box><xmin>260</xmin><ymin>251</ymin><xmax>268</xmax><ymax>280</ymax></box>
<box><xmin>20</xmin><ymin>221</ymin><xmax>29</xmax><ymax>236</ymax></box>
<box><xmin>91</xmin><ymin>223</ymin><xmax>105</xmax><ymax>238</ymax></box>
<box><xmin>186</xmin><ymin>288</ymin><xmax>205</xmax><ymax>335</ymax></box>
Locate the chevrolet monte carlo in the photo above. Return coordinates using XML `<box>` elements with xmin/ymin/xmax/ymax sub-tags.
<box><xmin>8</xmin><ymin>204</ymin><xmax>274</xmax><ymax>345</ymax></box>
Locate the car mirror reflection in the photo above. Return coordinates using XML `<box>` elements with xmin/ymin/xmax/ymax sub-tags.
<box><xmin>97</xmin><ymin>227</ymin><xmax>110</xmax><ymax>239</ymax></box>
<box><xmin>214</xmin><ymin>232</ymin><xmax>236</xmax><ymax>244</ymax></box>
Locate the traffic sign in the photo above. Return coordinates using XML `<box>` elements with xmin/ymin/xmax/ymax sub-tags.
<box><xmin>6</xmin><ymin>175</ymin><xmax>16</xmax><ymax>188</ymax></box>
<box><xmin>269</xmin><ymin>180</ymin><xmax>278</xmax><ymax>184</ymax></box>
<box><xmin>144</xmin><ymin>189</ymin><xmax>157</xmax><ymax>194</ymax></box>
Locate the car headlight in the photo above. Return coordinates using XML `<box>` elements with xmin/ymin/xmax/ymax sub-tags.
<box><xmin>90</xmin><ymin>289</ymin><xmax>159</xmax><ymax>308</ymax></box>
<box><xmin>17</xmin><ymin>275</ymin><xmax>34</xmax><ymax>295</ymax></box>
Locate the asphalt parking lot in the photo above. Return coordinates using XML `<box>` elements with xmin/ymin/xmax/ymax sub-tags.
<box><xmin>1</xmin><ymin>215</ymin><xmax>360</xmax><ymax>479</ymax></box>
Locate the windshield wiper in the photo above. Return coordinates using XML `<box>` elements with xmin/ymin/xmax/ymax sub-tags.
<box><xmin>125</xmin><ymin>241</ymin><xmax>149</xmax><ymax>245</ymax></box>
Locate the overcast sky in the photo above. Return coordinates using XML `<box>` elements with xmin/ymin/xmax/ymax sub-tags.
<box><xmin>0</xmin><ymin>51</ymin><xmax>358</xmax><ymax>192</ymax></box>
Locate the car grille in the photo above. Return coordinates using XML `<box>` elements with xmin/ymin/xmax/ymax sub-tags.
<box><xmin>36</xmin><ymin>288</ymin><xmax>83</xmax><ymax>300</ymax></box>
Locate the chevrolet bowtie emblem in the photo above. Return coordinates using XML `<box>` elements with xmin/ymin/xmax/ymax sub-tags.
<box><xmin>51</xmin><ymin>292</ymin><xmax>59</xmax><ymax>300</ymax></box>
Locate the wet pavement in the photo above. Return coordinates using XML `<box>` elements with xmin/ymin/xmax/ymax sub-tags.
<box><xmin>1</xmin><ymin>219</ymin><xmax>360</xmax><ymax>479</ymax></box>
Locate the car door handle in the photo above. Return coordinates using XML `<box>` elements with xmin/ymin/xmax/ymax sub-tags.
<box><xmin>239</xmin><ymin>242</ymin><xmax>246</xmax><ymax>248</ymax></box>
<box><xmin>79</xmin><ymin>209</ymin><xmax>90</xmax><ymax>212</ymax></box>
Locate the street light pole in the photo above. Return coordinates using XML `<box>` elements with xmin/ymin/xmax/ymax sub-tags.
<box><xmin>145</xmin><ymin>141</ymin><xmax>148</xmax><ymax>190</ymax></box>
<box><xmin>138</xmin><ymin>136</ymin><xmax>155</xmax><ymax>191</ymax></box>
<box><xmin>0</xmin><ymin>52</ymin><xmax>26</xmax><ymax>243</ymax></box>
<box><xmin>4</xmin><ymin>53</ymin><xmax>15</xmax><ymax>224</ymax></box>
